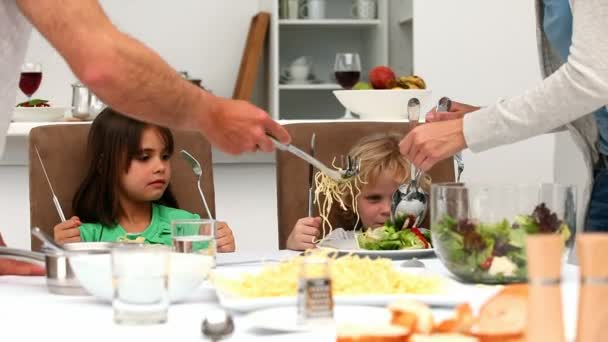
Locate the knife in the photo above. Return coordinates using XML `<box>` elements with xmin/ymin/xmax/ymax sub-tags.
<box><xmin>307</xmin><ymin>133</ymin><xmax>316</xmax><ymax>217</ymax></box>
<box><xmin>35</xmin><ymin>146</ymin><xmax>66</xmax><ymax>222</ymax></box>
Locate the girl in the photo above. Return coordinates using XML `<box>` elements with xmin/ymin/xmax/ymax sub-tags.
<box><xmin>286</xmin><ymin>132</ymin><xmax>430</xmax><ymax>251</ymax></box>
<box><xmin>53</xmin><ymin>108</ymin><xmax>235</xmax><ymax>252</ymax></box>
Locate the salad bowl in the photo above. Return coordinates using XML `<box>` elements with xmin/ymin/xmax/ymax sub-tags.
<box><xmin>430</xmin><ymin>183</ymin><xmax>575</xmax><ymax>284</ymax></box>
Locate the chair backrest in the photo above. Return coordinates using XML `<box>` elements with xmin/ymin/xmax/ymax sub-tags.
<box><xmin>28</xmin><ymin>124</ymin><xmax>215</xmax><ymax>251</ymax></box>
<box><xmin>275</xmin><ymin>121</ymin><xmax>455</xmax><ymax>249</ymax></box>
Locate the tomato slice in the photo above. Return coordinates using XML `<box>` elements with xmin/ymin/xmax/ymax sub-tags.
<box><xmin>411</xmin><ymin>227</ymin><xmax>429</xmax><ymax>249</ymax></box>
<box><xmin>480</xmin><ymin>256</ymin><xmax>494</xmax><ymax>270</ymax></box>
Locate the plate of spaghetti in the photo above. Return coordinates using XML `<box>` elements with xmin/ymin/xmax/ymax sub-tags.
<box><xmin>211</xmin><ymin>251</ymin><xmax>498</xmax><ymax>312</ymax></box>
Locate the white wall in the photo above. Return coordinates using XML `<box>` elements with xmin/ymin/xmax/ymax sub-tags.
<box><xmin>413</xmin><ymin>0</ymin><xmax>556</xmax><ymax>184</ymax></box>
<box><xmin>18</xmin><ymin>0</ymin><xmax>261</xmax><ymax>106</ymax></box>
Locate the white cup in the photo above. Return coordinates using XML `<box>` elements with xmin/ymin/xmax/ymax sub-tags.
<box><xmin>300</xmin><ymin>0</ymin><xmax>326</xmax><ymax>20</ymax></box>
<box><xmin>352</xmin><ymin>0</ymin><xmax>377</xmax><ymax>20</ymax></box>
<box><xmin>290</xmin><ymin>64</ymin><xmax>310</xmax><ymax>82</ymax></box>
<box><xmin>287</xmin><ymin>0</ymin><xmax>299</xmax><ymax>19</ymax></box>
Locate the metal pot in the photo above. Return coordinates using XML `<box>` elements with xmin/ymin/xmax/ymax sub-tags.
<box><xmin>0</xmin><ymin>242</ymin><xmax>113</xmax><ymax>295</ymax></box>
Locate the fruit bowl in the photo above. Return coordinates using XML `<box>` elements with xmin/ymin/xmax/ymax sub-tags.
<box><xmin>333</xmin><ymin>89</ymin><xmax>432</xmax><ymax>120</ymax></box>
<box><xmin>12</xmin><ymin>106</ymin><xmax>68</xmax><ymax>122</ymax></box>
<box><xmin>430</xmin><ymin>183</ymin><xmax>575</xmax><ymax>284</ymax></box>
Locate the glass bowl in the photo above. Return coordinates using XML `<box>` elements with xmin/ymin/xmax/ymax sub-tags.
<box><xmin>430</xmin><ymin>183</ymin><xmax>575</xmax><ymax>284</ymax></box>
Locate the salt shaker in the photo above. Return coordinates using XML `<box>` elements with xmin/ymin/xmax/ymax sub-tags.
<box><xmin>71</xmin><ymin>82</ymin><xmax>91</xmax><ymax>119</ymax></box>
<box><xmin>576</xmin><ymin>233</ymin><xmax>608</xmax><ymax>342</ymax></box>
<box><xmin>297</xmin><ymin>255</ymin><xmax>334</xmax><ymax>325</ymax></box>
<box><xmin>525</xmin><ymin>234</ymin><xmax>566</xmax><ymax>342</ymax></box>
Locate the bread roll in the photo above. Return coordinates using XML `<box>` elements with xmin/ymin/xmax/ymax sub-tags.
<box><xmin>470</xmin><ymin>285</ymin><xmax>527</xmax><ymax>342</ymax></box>
<box><xmin>389</xmin><ymin>299</ymin><xmax>434</xmax><ymax>334</ymax></box>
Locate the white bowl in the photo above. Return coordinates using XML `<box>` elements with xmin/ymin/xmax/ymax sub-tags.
<box><xmin>12</xmin><ymin>107</ymin><xmax>68</xmax><ymax>122</ymax></box>
<box><xmin>333</xmin><ymin>89</ymin><xmax>432</xmax><ymax>120</ymax></box>
<box><xmin>69</xmin><ymin>252</ymin><xmax>213</xmax><ymax>303</ymax></box>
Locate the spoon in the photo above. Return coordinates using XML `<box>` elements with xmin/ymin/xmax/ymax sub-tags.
<box><xmin>202</xmin><ymin>309</ymin><xmax>235</xmax><ymax>341</ymax></box>
<box><xmin>437</xmin><ymin>97</ymin><xmax>464</xmax><ymax>182</ymax></box>
<box><xmin>392</xmin><ymin>98</ymin><xmax>429</xmax><ymax>227</ymax></box>
<box><xmin>400</xmin><ymin>258</ymin><xmax>426</xmax><ymax>268</ymax></box>
<box><xmin>31</xmin><ymin>227</ymin><xmax>65</xmax><ymax>253</ymax></box>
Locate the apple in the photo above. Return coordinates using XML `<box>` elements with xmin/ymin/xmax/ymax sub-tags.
<box><xmin>353</xmin><ymin>82</ymin><xmax>372</xmax><ymax>90</ymax></box>
<box><xmin>369</xmin><ymin>66</ymin><xmax>396</xmax><ymax>89</ymax></box>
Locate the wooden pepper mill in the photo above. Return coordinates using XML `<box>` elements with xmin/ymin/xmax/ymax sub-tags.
<box><xmin>525</xmin><ymin>234</ymin><xmax>566</xmax><ymax>342</ymax></box>
<box><xmin>576</xmin><ymin>233</ymin><xmax>608</xmax><ymax>342</ymax></box>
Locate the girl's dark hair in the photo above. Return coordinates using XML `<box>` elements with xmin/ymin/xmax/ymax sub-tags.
<box><xmin>73</xmin><ymin>108</ymin><xmax>178</xmax><ymax>226</ymax></box>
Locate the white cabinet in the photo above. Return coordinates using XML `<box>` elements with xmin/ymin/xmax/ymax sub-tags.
<box><xmin>259</xmin><ymin>0</ymin><xmax>390</xmax><ymax>120</ymax></box>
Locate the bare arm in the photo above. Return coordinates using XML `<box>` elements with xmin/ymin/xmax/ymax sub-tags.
<box><xmin>16</xmin><ymin>0</ymin><xmax>290</xmax><ymax>154</ymax></box>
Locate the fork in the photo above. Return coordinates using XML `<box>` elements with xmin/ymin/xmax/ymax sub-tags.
<box><xmin>268</xmin><ymin>135</ymin><xmax>360</xmax><ymax>183</ymax></box>
<box><xmin>180</xmin><ymin>150</ymin><xmax>213</xmax><ymax>219</ymax></box>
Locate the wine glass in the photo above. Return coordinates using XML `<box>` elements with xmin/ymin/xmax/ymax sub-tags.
<box><xmin>19</xmin><ymin>62</ymin><xmax>43</xmax><ymax>100</ymax></box>
<box><xmin>334</xmin><ymin>53</ymin><xmax>361</xmax><ymax>119</ymax></box>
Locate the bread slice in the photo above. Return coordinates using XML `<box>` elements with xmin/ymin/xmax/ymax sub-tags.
<box><xmin>336</xmin><ymin>323</ymin><xmax>410</xmax><ymax>342</ymax></box>
<box><xmin>410</xmin><ymin>333</ymin><xmax>479</xmax><ymax>342</ymax></box>
<box><xmin>388</xmin><ymin>299</ymin><xmax>434</xmax><ymax>334</ymax></box>
<box><xmin>470</xmin><ymin>285</ymin><xmax>527</xmax><ymax>342</ymax></box>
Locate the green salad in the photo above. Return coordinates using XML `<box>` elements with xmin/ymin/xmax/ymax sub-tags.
<box><xmin>433</xmin><ymin>203</ymin><xmax>571</xmax><ymax>283</ymax></box>
<box><xmin>356</xmin><ymin>214</ymin><xmax>432</xmax><ymax>251</ymax></box>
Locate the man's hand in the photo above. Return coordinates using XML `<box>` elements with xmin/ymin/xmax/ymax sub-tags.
<box><xmin>399</xmin><ymin>119</ymin><xmax>467</xmax><ymax>171</ymax></box>
<box><xmin>200</xmin><ymin>97</ymin><xmax>291</xmax><ymax>155</ymax></box>
<box><xmin>53</xmin><ymin>216</ymin><xmax>82</xmax><ymax>244</ymax></box>
<box><xmin>425</xmin><ymin>101</ymin><xmax>480</xmax><ymax>122</ymax></box>
<box><xmin>0</xmin><ymin>233</ymin><xmax>46</xmax><ymax>276</ymax></box>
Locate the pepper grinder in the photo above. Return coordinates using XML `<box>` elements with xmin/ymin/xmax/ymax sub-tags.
<box><xmin>525</xmin><ymin>234</ymin><xmax>566</xmax><ymax>342</ymax></box>
<box><xmin>576</xmin><ymin>233</ymin><xmax>608</xmax><ymax>342</ymax></box>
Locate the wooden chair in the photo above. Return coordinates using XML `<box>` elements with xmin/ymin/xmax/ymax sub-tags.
<box><xmin>275</xmin><ymin>121</ymin><xmax>455</xmax><ymax>249</ymax></box>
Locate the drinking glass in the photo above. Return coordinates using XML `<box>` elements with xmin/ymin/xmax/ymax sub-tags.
<box><xmin>334</xmin><ymin>53</ymin><xmax>361</xmax><ymax>119</ymax></box>
<box><xmin>19</xmin><ymin>62</ymin><xmax>43</xmax><ymax>100</ymax></box>
<box><xmin>112</xmin><ymin>244</ymin><xmax>170</xmax><ymax>325</ymax></box>
<box><xmin>171</xmin><ymin>219</ymin><xmax>217</xmax><ymax>266</ymax></box>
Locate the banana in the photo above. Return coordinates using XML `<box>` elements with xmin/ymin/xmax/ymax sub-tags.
<box><xmin>398</xmin><ymin>75</ymin><xmax>426</xmax><ymax>89</ymax></box>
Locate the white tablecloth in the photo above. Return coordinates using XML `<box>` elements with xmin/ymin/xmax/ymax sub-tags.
<box><xmin>0</xmin><ymin>250</ymin><xmax>580</xmax><ymax>341</ymax></box>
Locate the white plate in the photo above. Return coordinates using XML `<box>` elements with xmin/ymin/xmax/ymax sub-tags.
<box><xmin>317</xmin><ymin>232</ymin><xmax>435</xmax><ymax>260</ymax></box>
<box><xmin>333</xmin><ymin>89</ymin><xmax>432</xmax><ymax>120</ymax></box>
<box><xmin>320</xmin><ymin>247</ymin><xmax>435</xmax><ymax>259</ymax></box>
<box><xmin>12</xmin><ymin>107</ymin><xmax>68</xmax><ymax>122</ymax></box>
<box><xmin>214</xmin><ymin>267</ymin><xmax>500</xmax><ymax>312</ymax></box>
<box><xmin>245</xmin><ymin>305</ymin><xmax>390</xmax><ymax>333</ymax></box>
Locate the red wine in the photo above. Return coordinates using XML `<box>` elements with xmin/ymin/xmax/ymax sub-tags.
<box><xmin>19</xmin><ymin>72</ymin><xmax>42</xmax><ymax>97</ymax></box>
<box><xmin>335</xmin><ymin>71</ymin><xmax>360</xmax><ymax>89</ymax></box>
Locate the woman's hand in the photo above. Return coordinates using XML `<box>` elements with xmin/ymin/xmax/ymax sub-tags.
<box><xmin>400</xmin><ymin>119</ymin><xmax>467</xmax><ymax>171</ymax></box>
<box><xmin>216</xmin><ymin>221</ymin><xmax>236</xmax><ymax>253</ymax></box>
<box><xmin>53</xmin><ymin>216</ymin><xmax>81</xmax><ymax>244</ymax></box>
<box><xmin>286</xmin><ymin>217</ymin><xmax>321</xmax><ymax>251</ymax></box>
<box><xmin>425</xmin><ymin>101</ymin><xmax>480</xmax><ymax>122</ymax></box>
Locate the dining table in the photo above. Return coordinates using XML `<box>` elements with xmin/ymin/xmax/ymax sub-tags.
<box><xmin>0</xmin><ymin>249</ymin><xmax>580</xmax><ymax>341</ymax></box>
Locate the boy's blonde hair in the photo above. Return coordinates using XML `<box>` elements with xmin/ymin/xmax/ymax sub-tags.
<box><xmin>326</xmin><ymin>132</ymin><xmax>430</xmax><ymax>229</ymax></box>
<box><xmin>348</xmin><ymin>132</ymin><xmax>412</xmax><ymax>189</ymax></box>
